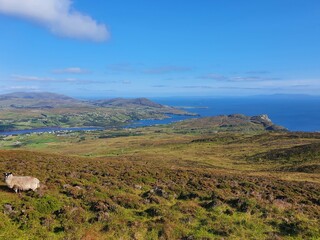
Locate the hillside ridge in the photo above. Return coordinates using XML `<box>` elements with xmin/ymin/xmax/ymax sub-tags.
<box><xmin>173</xmin><ymin>113</ymin><xmax>287</xmax><ymax>132</ymax></box>
<box><xmin>0</xmin><ymin>92</ymin><xmax>192</xmax><ymax>131</ymax></box>
<box><xmin>0</xmin><ymin>92</ymin><xmax>167</xmax><ymax>109</ymax></box>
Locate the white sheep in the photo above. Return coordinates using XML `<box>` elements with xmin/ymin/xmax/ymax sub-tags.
<box><xmin>3</xmin><ymin>172</ymin><xmax>40</xmax><ymax>193</ymax></box>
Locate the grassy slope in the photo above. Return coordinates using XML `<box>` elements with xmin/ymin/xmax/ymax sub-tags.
<box><xmin>0</xmin><ymin>93</ymin><xmax>193</xmax><ymax>131</ymax></box>
<box><xmin>0</xmin><ymin>106</ymin><xmax>192</xmax><ymax>131</ymax></box>
<box><xmin>0</xmin><ymin>126</ymin><xmax>319</xmax><ymax>239</ymax></box>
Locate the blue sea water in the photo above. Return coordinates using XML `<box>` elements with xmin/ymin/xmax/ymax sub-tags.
<box><xmin>0</xmin><ymin>127</ymin><xmax>104</xmax><ymax>136</ymax></box>
<box><xmin>1</xmin><ymin>96</ymin><xmax>319</xmax><ymax>135</ymax></box>
<box><xmin>149</xmin><ymin>96</ymin><xmax>320</xmax><ymax>132</ymax></box>
<box><xmin>124</xmin><ymin>114</ymin><xmax>198</xmax><ymax>128</ymax></box>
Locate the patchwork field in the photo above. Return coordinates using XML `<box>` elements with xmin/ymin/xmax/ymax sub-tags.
<box><xmin>0</xmin><ymin>93</ymin><xmax>193</xmax><ymax>131</ymax></box>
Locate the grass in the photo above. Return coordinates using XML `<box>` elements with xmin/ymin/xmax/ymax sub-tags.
<box><xmin>0</xmin><ymin>97</ymin><xmax>193</xmax><ymax>132</ymax></box>
<box><xmin>0</xmin><ymin>125</ymin><xmax>319</xmax><ymax>239</ymax></box>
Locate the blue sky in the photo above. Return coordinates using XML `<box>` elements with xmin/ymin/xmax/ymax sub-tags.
<box><xmin>0</xmin><ymin>0</ymin><xmax>320</xmax><ymax>98</ymax></box>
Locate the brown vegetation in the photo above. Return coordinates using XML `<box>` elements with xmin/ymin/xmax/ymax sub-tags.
<box><xmin>0</xmin><ymin>127</ymin><xmax>319</xmax><ymax>239</ymax></box>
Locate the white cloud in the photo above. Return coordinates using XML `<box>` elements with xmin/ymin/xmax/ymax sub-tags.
<box><xmin>12</xmin><ymin>74</ymin><xmax>54</xmax><ymax>82</ymax></box>
<box><xmin>9</xmin><ymin>86</ymin><xmax>40</xmax><ymax>90</ymax></box>
<box><xmin>0</xmin><ymin>0</ymin><xmax>109</xmax><ymax>41</ymax></box>
<box><xmin>12</xmin><ymin>74</ymin><xmax>83</xmax><ymax>82</ymax></box>
<box><xmin>199</xmin><ymin>73</ymin><xmax>280</xmax><ymax>82</ymax></box>
<box><xmin>53</xmin><ymin>67</ymin><xmax>90</xmax><ymax>74</ymax></box>
<box><xmin>11</xmin><ymin>74</ymin><xmax>102</xmax><ymax>84</ymax></box>
<box><xmin>0</xmin><ymin>85</ymin><xmax>40</xmax><ymax>92</ymax></box>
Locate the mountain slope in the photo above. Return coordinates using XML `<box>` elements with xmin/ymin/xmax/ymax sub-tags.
<box><xmin>0</xmin><ymin>92</ymin><xmax>193</xmax><ymax>131</ymax></box>
<box><xmin>0</xmin><ymin>92</ymin><xmax>88</xmax><ymax>109</ymax></box>
<box><xmin>0</xmin><ymin>92</ymin><xmax>74</xmax><ymax>100</ymax></box>
<box><xmin>0</xmin><ymin>145</ymin><xmax>319</xmax><ymax>239</ymax></box>
<box><xmin>92</xmin><ymin>97</ymin><xmax>165</xmax><ymax>108</ymax></box>
<box><xmin>0</xmin><ymin>92</ymin><xmax>175</xmax><ymax>110</ymax></box>
<box><xmin>173</xmin><ymin>114</ymin><xmax>287</xmax><ymax>132</ymax></box>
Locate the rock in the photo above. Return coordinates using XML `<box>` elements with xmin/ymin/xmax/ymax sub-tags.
<box><xmin>224</xmin><ymin>209</ymin><xmax>234</xmax><ymax>216</ymax></box>
<box><xmin>3</xmin><ymin>204</ymin><xmax>15</xmax><ymax>215</ymax></box>
<box><xmin>250</xmin><ymin>115</ymin><xmax>287</xmax><ymax>131</ymax></box>
<box><xmin>260</xmin><ymin>114</ymin><xmax>272</xmax><ymax>122</ymax></box>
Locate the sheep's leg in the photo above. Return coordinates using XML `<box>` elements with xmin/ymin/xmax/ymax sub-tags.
<box><xmin>13</xmin><ymin>186</ymin><xmax>21</xmax><ymax>195</ymax></box>
<box><xmin>17</xmin><ymin>188</ymin><xmax>22</xmax><ymax>196</ymax></box>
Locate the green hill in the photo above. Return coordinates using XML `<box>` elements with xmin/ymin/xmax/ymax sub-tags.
<box><xmin>172</xmin><ymin>114</ymin><xmax>287</xmax><ymax>133</ymax></box>
<box><xmin>0</xmin><ymin>92</ymin><xmax>86</xmax><ymax>109</ymax></box>
<box><xmin>0</xmin><ymin>92</ymin><xmax>192</xmax><ymax>131</ymax></box>
<box><xmin>92</xmin><ymin>97</ymin><xmax>165</xmax><ymax>108</ymax></box>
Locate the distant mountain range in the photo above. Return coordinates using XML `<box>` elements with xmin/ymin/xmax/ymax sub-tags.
<box><xmin>0</xmin><ymin>92</ymin><xmax>169</xmax><ymax>109</ymax></box>
<box><xmin>0</xmin><ymin>92</ymin><xmax>74</xmax><ymax>100</ymax></box>
<box><xmin>91</xmin><ymin>97</ymin><xmax>165</xmax><ymax>108</ymax></box>
<box><xmin>0</xmin><ymin>92</ymin><xmax>288</xmax><ymax>132</ymax></box>
<box><xmin>0</xmin><ymin>92</ymin><xmax>194</xmax><ymax>132</ymax></box>
<box><xmin>0</xmin><ymin>92</ymin><xmax>86</xmax><ymax>109</ymax></box>
<box><xmin>251</xmin><ymin>93</ymin><xmax>320</xmax><ymax>99</ymax></box>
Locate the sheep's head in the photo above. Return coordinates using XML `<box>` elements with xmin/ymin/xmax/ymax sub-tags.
<box><xmin>3</xmin><ymin>172</ymin><xmax>12</xmax><ymax>180</ymax></box>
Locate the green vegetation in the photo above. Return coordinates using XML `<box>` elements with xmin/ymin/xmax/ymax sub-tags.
<box><xmin>173</xmin><ymin>114</ymin><xmax>287</xmax><ymax>133</ymax></box>
<box><xmin>0</xmin><ymin>93</ymin><xmax>319</xmax><ymax>239</ymax></box>
<box><xmin>0</xmin><ymin>122</ymin><xmax>319</xmax><ymax>239</ymax></box>
<box><xmin>248</xmin><ymin>142</ymin><xmax>320</xmax><ymax>164</ymax></box>
<box><xmin>0</xmin><ymin>92</ymin><xmax>194</xmax><ymax>131</ymax></box>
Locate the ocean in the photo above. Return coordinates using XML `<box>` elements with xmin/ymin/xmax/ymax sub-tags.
<box><xmin>1</xmin><ymin>96</ymin><xmax>319</xmax><ymax>135</ymax></box>
<box><xmin>147</xmin><ymin>96</ymin><xmax>320</xmax><ymax>132</ymax></box>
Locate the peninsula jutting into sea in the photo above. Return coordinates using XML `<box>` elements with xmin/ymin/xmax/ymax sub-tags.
<box><xmin>0</xmin><ymin>91</ymin><xmax>319</xmax><ymax>239</ymax></box>
<box><xmin>1</xmin><ymin>0</ymin><xmax>319</xmax><ymax>239</ymax></box>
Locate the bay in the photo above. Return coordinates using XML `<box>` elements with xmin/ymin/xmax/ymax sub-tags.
<box><xmin>2</xmin><ymin>95</ymin><xmax>319</xmax><ymax>135</ymax></box>
<box><xmin>151</xmin><ymin>96</ymin><xmax>320</xmax><ymax>132</ymax></box>
<box><xmin>0</xmin><ymin>127</ymin><xmax>104</xmax><ymax>136</ymax></box>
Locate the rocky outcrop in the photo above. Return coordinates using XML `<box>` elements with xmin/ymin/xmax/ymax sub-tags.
<box><xmin>249</xmin><ymin>114</ymin><xmax>287</xmax><ymax>131</ymax></box>
<box><xmin>174</xmin><ymin>114</ymin><xmax>287</xmax><ymax>132</ymax></box>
